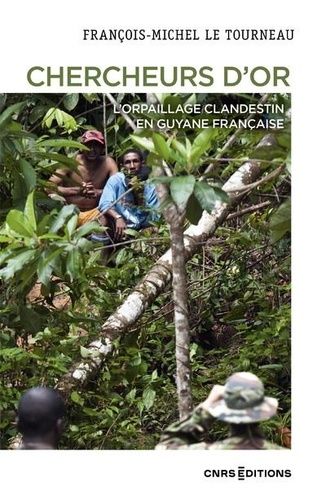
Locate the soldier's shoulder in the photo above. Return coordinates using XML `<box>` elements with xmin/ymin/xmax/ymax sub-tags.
<box><xmin>261</xmin><ymin>440</ymin><xmax>285</xmax><ymax>450</ymax></box>
<box><xmin>207</xmin><ymin>437</ymin><xmax>245</xmax><ymax>450</ymax></box>
<box><xmin>156</xmin><ymin>441</ymin><xmax>211</xmax><ymax>450</ymax></box>
<box><xmin>207</xmin><ymin>437</ymin><xmax>285</xmax><ymax>450</ymax></box>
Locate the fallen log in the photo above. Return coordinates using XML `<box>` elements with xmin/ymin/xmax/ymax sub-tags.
<box><xmin>56</xmin><ymin>134</ymin><xmax>278</xmax><ymax>396</ymax></box>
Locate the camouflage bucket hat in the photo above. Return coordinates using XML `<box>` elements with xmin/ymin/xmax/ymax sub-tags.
<box><xmin>210</xmin><ymin>372</ymin><xmax>278</xmax><ymax>424</ymax></box>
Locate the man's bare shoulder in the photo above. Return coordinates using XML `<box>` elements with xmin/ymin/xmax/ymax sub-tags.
<box><xmin>75</xmin><ymin>153</ymin><xmax>85</xmax><ymax>165</ymax></box>
<box><xmin>105</xmin><ymin>155</ymin><xmax>118</xmax><ymax>175</ymax></box>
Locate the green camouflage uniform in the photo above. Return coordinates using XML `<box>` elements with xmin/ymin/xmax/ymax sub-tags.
<box><xmin>156</xmin><ymin>407</ymin><xmax>283</xmax><ymax>450</ymax></box>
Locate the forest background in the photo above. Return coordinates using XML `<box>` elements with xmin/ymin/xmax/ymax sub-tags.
<box><xmin>0</xmin><ymin>92</ymin><xmax>291</xmax><ymax>449</ymax></box>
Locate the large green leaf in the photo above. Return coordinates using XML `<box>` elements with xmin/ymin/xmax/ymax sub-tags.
<box><xmin>142</xmin><ymin>387</ymin><xmax>156</xmax><ymax>410</ymax></box>
<box><xmin>75</xmin><ymin>221</ymin><xmax>101</xmax><ymax>239</ymax></box>
<box><xmin>190</xmin><ymin>129</ymin><xmax>216</xmax><ymax>164</ymax></box>
<box><xmin>0</xmin><ymin>102</ymin><xmax>25</xmax><ymax>129</ymax></box>
<box><xmin>163</xmin><ymin>95</ymin><xmax>182</xmax><ymax>111</ymax></box>
<box><xmin>63</xmin><ymin>93</ymin><xmax>79</xmax><ymax>111</ymax></box>
<box><xmin>170</xmin><ymin>175</ymin><xmax>196</xmax><ymax>211</ymax></box>
<box><xmin>171</xmin><ymin>139</ymin><xmax>187</xmax><ymax>159</ymax></box>
<box><xmin>29</xmin><ymin>104</ymin><xmax>47</xmax><ymax>124</ymax></box>
<box><xmin>12</xmin><ymin>173</ymin><xmax>28</xmax><ymax>208</ymax></box>
<box><xmin>42</xmin><ymin>108</ymin><xmax>77</xmax><ymax>132</ymax></box>
<box><xmin>6</xmin><ymin>210</ymin><xmax>35</xmax><ymax>237</ymax></box>
<box><xmin>270</xmin><ymin>198</ymin><xmax>291</xmax><ymax>242</ymax></box>
<box><xmin>37</xmin><ymin>138</ymin><xmax>87</xmax><ymax>150</ymax></box>
<box><xmin>42</xmin><ymin>108</ymin><xmax>55</xmax><ymax>128</ymax></box>
<box><xmin>56</xmin><ymin>109</ymin><xmax>78</xmax><ymax>132</ymax></box>
<box><xmin>0</xmin><ymin>249</ymin><xmax>37</xmax><ymax>280</ymax></box>
<box><xmin>186</xmin><ymin>193</ymin><xmax>203</xmax><ymax>225</ymax></box>
<box><xmin>34</xmin><ymin>152</ymin><xmax>78</xmax><ymax>169</ymax></box>
<box><xmin>19</xmin><ymin>159</ymin><xmax>36</xmax><ymax>193</ymax></box>
<box><xmin>24</xmin><ymin>191</ymin><xmax>37</xmax><ymax>231</ymax></box>
<box><xmin>194</xmin><ymin>181</ymin><xmax>229</xmax><ymax>213</ymax></box>
<box><xmin>49</xmin><ymin>205</ymin><xmax>78</xmax><ymax>233</ymax></box>
<box><xmin>66</xmin><ymin>248</ymin><xmax>81</xmax><ymax>281</ymax></box>
<box><xmin>152</xmin><ymin>133</ymin><xmax>170</xmax><ymax>162</ymax></box>
<box><xmin>37</xmin><ymin>248</ymin><xmax>62</xmax><ymax>286</ymax></box>
<box><xmin>66</xmin><ymin>214</ymin><xmax>78</xmax><ymax>238</ymax></box>
<box><xmin>131</xmin><ymin>135</ymin><xmax>155</xmax><ymax>153</ymax></box>
<box><xmin>0</xmin><ymin>248</ymin><xmax>15</xmax><ymax>266</ymax></box>
<box><xmin>150</xmin><ymin>176</ymin><xmax>174</xmax><ymax>185</ymax></box>
<box><xmin>253</xmin><ymin>145</ymin><xmax>286</xmax><ymax>161</ymax></box>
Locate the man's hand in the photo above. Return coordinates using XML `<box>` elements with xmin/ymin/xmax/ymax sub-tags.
<box><xmin>115</xmin><ymin>217</ymin><xmax>126</xmax><ymax>240</ymax></box>
<box><xmin>81</xmin><ymin>182</ymin><xmax>98</xmax><ymax>198</ymax></box>
<box><xmin>198</xmin><ymin>385</ymin><xmax>224</xmax><ymax>414</ymax></box>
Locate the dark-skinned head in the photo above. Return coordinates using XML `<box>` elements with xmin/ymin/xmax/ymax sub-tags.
<box><xmin>120</xmin><ymin>149</ymin><xmax>144</xmax><ymax>175</ymax></box>
<box><xmin>17</xmin><ymin>387</ymin><xmax>65</xmax><ymax>448</ymax></box>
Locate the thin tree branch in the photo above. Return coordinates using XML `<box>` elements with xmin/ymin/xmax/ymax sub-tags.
<box><xmin>206</xmin><ymin>157</ymin><xmax>287</xmax><ymax>165</ymax></box>
<box><xmin>226</xmin><ymin>201</ymin><xmax>271</xmax><ymax>220</ymax></box>
<box><xmin>106</xmin><ymin>94</ymin><xmax>137</xmax><ymax>131</ymax></box>
<box><xmin>200</xmin><ymin>94</ymin><xmax>269</xmax><ymax>180</ymax></box>
<box><xmin>225</xmin><ymin>164</ymin><xmax>285</xmax><ymax>193</ymax></box>
<box><xmin>93</xmin><ymin>236</ymin><xmax>169</xmax><ymax>252</ymax></box>
<box><xmin>103</xmin><ymin>94</ymin><xmax>108</xmax><ymax>158</ymax></box>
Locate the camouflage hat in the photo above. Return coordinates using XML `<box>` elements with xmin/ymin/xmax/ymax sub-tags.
<box><xmin>210</xmin><ymin>372</ymin><xmax>278</xmax><ymax>424</ymax></box>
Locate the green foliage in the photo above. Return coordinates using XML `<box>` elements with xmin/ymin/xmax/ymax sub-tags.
<box><xmin>0</xmin><ymin>92</ymin><xmax>291</xmax><ymax>450</ymax></box>
<box><xmin>133</xmin><ymin>127</ymin><xmax>230</xmax><ymax>222</ymax></box>
<box><xmin>42</xmin><ymin>108</ymin><xmax>78</xmax><ymax>133</ymax></box>
<box><xmin>270</xmin><ymin>198</ymin><xmax>291</xmax><ymax>242</ymax></box>
<box><xmin>0</xmin><ymin>191</ymin><xmax>100</xmax><ymax>298</ymax></box>
<box><xmin>37</xmin><ymin>138</ymin><xmax>86</xmax><ymax>150</ymax></box>
<box><xmin>63</xmin><ymin>94</ymin><xmax>80</xmax><ymax>112</ymax></box>
<box><xmin>170</xmin><ymin>175</ymin><xmax>196</xmax><ymax>211</ymax></box>
<box><xmin>193</xmin><ymin>181</ymin><xmax>229</xmax><ymax>212</ymax></box>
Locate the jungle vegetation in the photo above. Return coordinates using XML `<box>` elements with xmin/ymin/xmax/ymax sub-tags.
<box><xmin>0</xmin><ymin>92</ymin><xmax>291</xmax><ymax>449</ymax></box>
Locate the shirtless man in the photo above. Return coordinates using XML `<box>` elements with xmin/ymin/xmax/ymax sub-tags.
<box><xmin>48</xmin><ymin>129</ymin><xmax>118</xmax><ymax>225</ymax></box>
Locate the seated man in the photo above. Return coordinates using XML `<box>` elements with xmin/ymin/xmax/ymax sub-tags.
<box><xmin>48</xmin><ymin>129</ymin><xmax>118</xmax><ymax>226</ymax></box>
<box><xmin>16</xmin><ymin>387</ymin><xmax>65</xmax><ymax>450</ymax></box>
<box><xmin>97</xmin><ymin>149</ymin><xmax>159</xmax><ymax>241</ymax></box>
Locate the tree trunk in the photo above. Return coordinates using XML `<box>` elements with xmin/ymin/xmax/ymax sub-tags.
<box><xmin>56</xmin><ymin>134</ymin><xmax>277</xmax><ymax>397</ymax></box>
<box><xmin>166</xmin><ymin>205</ymin><xmax>193</xmax><ymax>419</ymax></box>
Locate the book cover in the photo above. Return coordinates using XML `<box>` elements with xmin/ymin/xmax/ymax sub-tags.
<box><xmin>0</xmin><ymin>1</ymin><xmax>323</xmax><ymax>498</ymax></box>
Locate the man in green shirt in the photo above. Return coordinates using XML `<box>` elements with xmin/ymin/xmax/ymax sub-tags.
<box><xmin>156</xmin><ymin>372</ymin><xmax>285</xmax><ymax>450</ymax></box>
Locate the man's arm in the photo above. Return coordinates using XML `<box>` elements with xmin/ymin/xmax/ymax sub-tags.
<box><xmin>98</xmin><ymin>173</ymin><xmax>127</xmax><ymax>238</ymax></box>
<box><xmin>156</xmin><ymin>385</ymin><xmax>224</xmax><ymax>450</ymax></box>
<box><xmin>48</xmin><ymin>169</ymin><xmax>83</xmax><ymax>198</ymax></box>
<box><xmin>155</xmin><ymin>407</ymin><xmax>215</xmax><ymax>450</ymax></box>
<box><xmin>106</xmin><ymin>208</ymin><xmax>126</xmax><ymax>239</ymax></box>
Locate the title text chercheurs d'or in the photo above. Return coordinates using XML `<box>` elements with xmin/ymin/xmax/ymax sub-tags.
<box><xmin>26</xmin><ymin>66</ymin><xmax>290</xmax><ymax>88</ymax></box>
<box><xmin>82</xmin><ymin>28</ymin><xmax>294</xmax><ymax>43</ymax></box>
